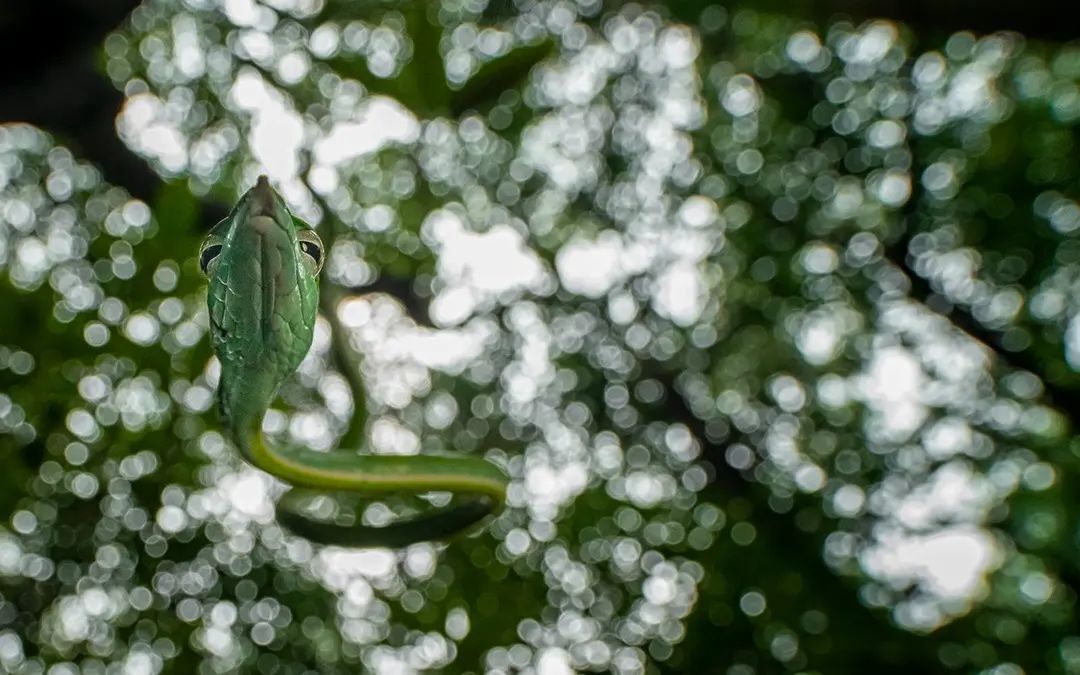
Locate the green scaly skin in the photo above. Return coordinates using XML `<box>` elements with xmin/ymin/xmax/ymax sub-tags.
<box><xmin>200</xmin><ymin>176</ymin><xmax>507</xmax><ymax>547</ymax></box>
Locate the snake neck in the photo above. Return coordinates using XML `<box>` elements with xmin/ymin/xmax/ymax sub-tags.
<box><xmin>217</xmin><ymin>365</ymin><xmax>324</xmax><ymax>487</ymax></box>
<box><xmin>218</xmin><ymin>365</ymin><xmax>278</xmax><ymax>464</ymax></box>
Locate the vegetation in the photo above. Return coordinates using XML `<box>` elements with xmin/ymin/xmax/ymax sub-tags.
<box><xmin>3</xmin><ymin>1</ymin><xmax>1080</xmax><ymax>673</ymax></box>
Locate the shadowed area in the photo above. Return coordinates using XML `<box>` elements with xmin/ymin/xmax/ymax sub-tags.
<box><xmin>276</xmin><ymin>497</ymin><xmax>496</xmax><ymax>549</ymax></box>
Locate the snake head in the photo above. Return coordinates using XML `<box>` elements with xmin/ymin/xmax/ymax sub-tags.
<box><xmin>200</xmin><ymin>176</ymin><xmax>324</xmax><ymax>421</ymax></box>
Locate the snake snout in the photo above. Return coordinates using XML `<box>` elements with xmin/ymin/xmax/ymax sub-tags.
<box><xmin>250</xmin><ymin>215</ymin><xmax>279</xmax><ymax>235</ymax></box>
<box><xmin>250</xmin><ymin>175</ymin><xmax>277</xmax><ymax>217</ymax></box>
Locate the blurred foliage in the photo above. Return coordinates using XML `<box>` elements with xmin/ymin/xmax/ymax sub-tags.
<box><xmin>4</xmin><ymin>1</ymin><xmax>1080</xmax><ymax>674</ymax></box>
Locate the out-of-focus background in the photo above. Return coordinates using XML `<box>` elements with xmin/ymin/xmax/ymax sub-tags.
<box><xmin>1</xmin><ymin>0</ymin><xmax>1079</xmax><ymax>672</ymax></box>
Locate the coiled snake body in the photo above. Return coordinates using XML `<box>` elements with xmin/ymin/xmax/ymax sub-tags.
<box><xmin>200</xmin><ymin>176</ymin><xmax>507</xmax><ymax>547</ymax></box>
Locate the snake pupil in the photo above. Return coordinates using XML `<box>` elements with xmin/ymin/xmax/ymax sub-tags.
<box><xmin>200</xmin><ymin>244</ymin><xmax>222</xmax><ymax>274</ymax></box>
<box><xmin>299</xmin><ymin>240</ymin><xmax>322</xmax><ymax>266</ymax></box>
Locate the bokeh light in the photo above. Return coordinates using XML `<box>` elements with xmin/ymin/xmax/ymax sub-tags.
<box><xmin>4</xmin><ymin>1</ymin><xmax>1080</xmax><ymax>674</ymax></box>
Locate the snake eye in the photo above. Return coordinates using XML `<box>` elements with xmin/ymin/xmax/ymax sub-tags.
<box><xmin>298</xmin><ymin>231</ymin><xmax>324</xmax><ymax>275</ymax></box>
<box><xmin>199</xmin><ymin>243</ymin><xmax>223</xmax><ymax>276</ymax></box>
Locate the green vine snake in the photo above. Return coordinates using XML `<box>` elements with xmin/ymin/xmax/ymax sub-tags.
<box><xmin>199</xmin><ymin>176</ymin><xmax>507</xmax><ymax>547</ymax></box>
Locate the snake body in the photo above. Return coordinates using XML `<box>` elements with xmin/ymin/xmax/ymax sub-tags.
<box><xmin>200</xmin><ymin>176</ymin><xmax>507</xmax><ymax>547</ymax></box>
